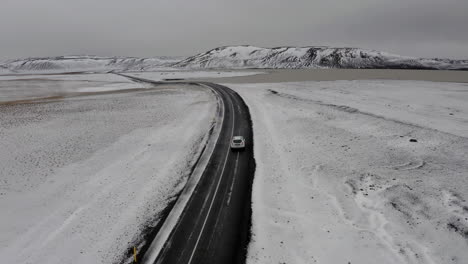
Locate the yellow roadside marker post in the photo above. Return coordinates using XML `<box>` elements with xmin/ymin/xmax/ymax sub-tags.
<box><xmin>133</xmin><ymin>246</ymin><xmax>137</xmax><ymax>263</ymax></box>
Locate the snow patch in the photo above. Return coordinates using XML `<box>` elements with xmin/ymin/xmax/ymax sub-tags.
<box><xmin>231</xmin><ymin>80</ymin><xmax>468</xmax><ymax>264</ymax></box>
<box><xmin>0</xmin><ymin>79</ymin><xmax>216</xmax><ymax>264</ymax></box>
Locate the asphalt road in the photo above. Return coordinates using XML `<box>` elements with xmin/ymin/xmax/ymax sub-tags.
<box><xmin>154</xmin><ymin>82</ymin><xmax>254</xmax><ymax>264</ymax></box>
<box><xmin>118</xmin><ymin>74</ymin><xmax>255</xmax><ymax>264</ymax></box>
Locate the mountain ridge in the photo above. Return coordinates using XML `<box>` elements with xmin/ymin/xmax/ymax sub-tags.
<box><xmin>0</xmin><ymin>55</ymin><xmax>181</xmax><ymax>74</ymax></box>
<box><xmin>174</xmin><ymin>45</ymin><xmax>468</xmax><ymax>70</ymax></box>
<box><xmin>1</xmin><ymin>45</ymin><xmax>467</xmax><ymax>74</ymax></box>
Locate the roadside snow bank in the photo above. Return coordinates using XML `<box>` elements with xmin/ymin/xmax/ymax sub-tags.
<box><xmin>231</xmin><ymin>80</ymin><xmax>468</xmax><ymax>264</ymax></box>
<box><xmin>0</xmin><ymin>85</ymin><xmax>216</xmax><ymax>264</ymax></box>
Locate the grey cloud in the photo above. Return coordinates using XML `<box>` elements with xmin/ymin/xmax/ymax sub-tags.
<box><xmin>0</xmin><ymin>0</ymin><xmax>467</xmax><ymax>60</ymax></box>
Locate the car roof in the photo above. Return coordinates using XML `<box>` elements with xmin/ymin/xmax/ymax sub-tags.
<box><xmin>232</xmin><ymin>136</ymin><xmax>244</xmax><ymax>139</ymax></box>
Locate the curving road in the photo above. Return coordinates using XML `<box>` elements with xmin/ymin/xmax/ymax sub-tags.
<box><xmin>118</xmin><ymin>74</ymin><xmax>255</xmax><ymax>264</ymax></box>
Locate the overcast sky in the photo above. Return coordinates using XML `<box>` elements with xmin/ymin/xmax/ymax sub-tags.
<box><xmin>1</xmin><ymin>0</ymin><xmax>467</xmax><ymax>60</ymax></box>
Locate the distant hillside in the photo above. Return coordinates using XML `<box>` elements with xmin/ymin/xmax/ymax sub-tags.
<box><xmin>0</xmin><ymin>64</ymin><xmax>15</xmax><ymax>75</ymax></box>
<box><xmin>175</xmin><ymin>46</ymin><xmax>468</xmax><ymax>70</ymax></box>
<box><xmin>0</xmin><ymin>56</ymin><xmax>180</xmax><ymax>74</ymax></box>
<box><xmin>1</xmin><ymin>46</ymin><xmax>467</xmax><ymax>75</ymax></box>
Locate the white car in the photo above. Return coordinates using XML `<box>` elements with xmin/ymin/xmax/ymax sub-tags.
<box><xmin>230</xmin><ymin>136</ymin><xmax>245</xmax><ymax>150</ymax></box>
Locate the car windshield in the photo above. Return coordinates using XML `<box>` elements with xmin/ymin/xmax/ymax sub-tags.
<box><xmin>233</xmin><ymin>139</ymin><xmax>242</xmax><ymax>143</ymax></box>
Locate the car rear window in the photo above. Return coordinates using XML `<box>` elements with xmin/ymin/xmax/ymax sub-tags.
<box><xmin>233</xmin><ymin>139</ymin><xmax>243</xmax><ymax>143</ymax></box>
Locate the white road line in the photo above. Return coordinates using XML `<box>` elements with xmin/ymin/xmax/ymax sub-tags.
<box><xmin>227</xmin><ymin>152</ymin><xmax>240</xmax><ymax>205</ymax></box>
<box><xmin>187</xmin><ymin>89</ymin><xmax>236</xmax><ymax>264</ymax></box>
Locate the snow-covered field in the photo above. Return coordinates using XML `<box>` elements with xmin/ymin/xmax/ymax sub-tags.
<box><xmin>0</xmin><ymin>71</ymin><xmax>263</xmax><ymax>103</ymax></box>
<box><xmin>2</xmin><ymin>69</ymin><xmax>468</xmax><ymax>264</ymax></box>
<box><xmin>125</xmin><ymin>70</ymin><xmax>264</xmax><ymax>81</ymax></box>
<box><xmin>230</xmin><ymin>80</ymin><xmax>468</xmax><ymax>264</ymax></box>
<box><xmin>0</xmin><ymin>73</ymin><xmax>151</xmax><ymax>102</ymax></box>
<box><xmin>0</xmin><ymin>79</ymin><xmax>216</xmax><ymax>263</ymax></box>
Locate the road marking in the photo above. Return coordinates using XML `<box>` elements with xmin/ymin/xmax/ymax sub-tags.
<box><xmin>227</xmin><ymin>152</ymin><xmax>240</xmax><ymax>205</ymax></box>
<box><xmin>187</xmin><ymin>88</ymin><xmax>236</xmax><ymax>264</ymax></box>
<box><xmin>232</xmin><ymin>95</ymin><xmax>243</xmax><ymax>114</ymax></box>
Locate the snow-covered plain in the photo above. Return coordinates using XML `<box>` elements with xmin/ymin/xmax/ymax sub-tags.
<box><xmin>0</xmin><ymin>79</ymin><xmax>216</xmax><ymax>263</ymax></box>
<box><xmin>3</xmin><ymin>69</ymin><xmax>468</xmax><ymax>264</ymax></box>
<box><xmin>230</xmin><ymin>80</ymin><xmax>468</xmax><ymax>264</ymax></box>
<box><xmin>0</xmin><ymin>73</ymin><xmax>152</xmax><ymax>102</ymax></box>
<box><xmin>0</xmin><ymin>71</ymin><xmax>263</xmax><ymax>103</ymax></box>
<box><xmin>125</xmin><ymin>70</ymin><xmax>264</xmax><ymax>81</ymax></box>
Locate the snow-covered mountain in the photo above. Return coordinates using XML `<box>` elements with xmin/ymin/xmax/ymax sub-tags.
<box><xmin>175</xmin><ymin>46</ymin><xmax>468</xmax><ymax>70</ymax></box>
<box><xmin>0</xmin><ymin>64</ymin><xmax>14</xmax><ymax>75</ymax></box>
<box><xmin>1</xmin><ymin>46</ymin><xmax>467</xmax><ymax>74</ymax></box>
<box><xmin>0</xmin><ymin>55</ymin><xmax>181</xmax><ymax>74</ymax></box>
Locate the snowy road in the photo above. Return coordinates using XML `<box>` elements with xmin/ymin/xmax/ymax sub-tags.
<box><xmin>116</xmin><ymin>75</ymin><xmax>256</xmax><ymax>264</ymax></box>
<box><xmin>152</xmin><ymin>82</ymin><xmax>255</xmax><ymax>264</ymax></box>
